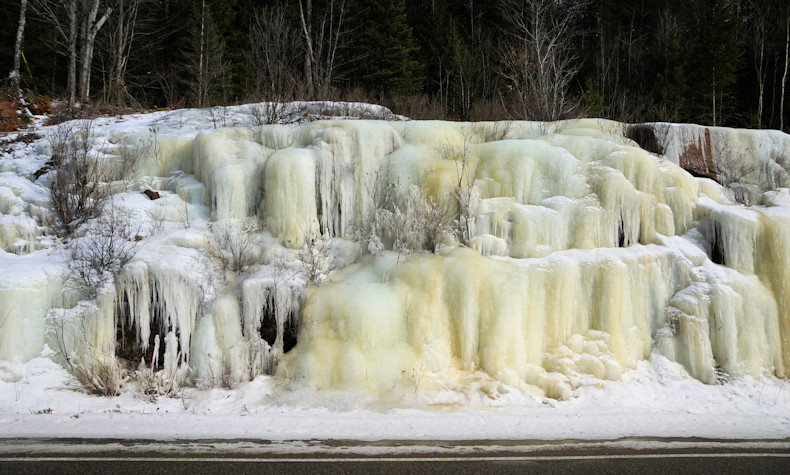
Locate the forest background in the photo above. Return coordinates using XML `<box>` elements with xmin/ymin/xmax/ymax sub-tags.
<box><xmin>1</xmin><ymin>0</ymin><xmax>789</xmax><ymax>131</ymax></box>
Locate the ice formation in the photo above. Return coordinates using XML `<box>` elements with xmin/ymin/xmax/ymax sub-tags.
<box><xmin>1</xmin><ymin>108</ymin><xmax>790</xmax><ymax>402</ymax></box>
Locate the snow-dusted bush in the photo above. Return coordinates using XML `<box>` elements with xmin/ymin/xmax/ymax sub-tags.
<box><xmin>52</xmin><ymin>310</ymin><xmax>123</xmax><ymax>397</ymax></box>
<box><xmin>202</xmin><ymin>221</ymin><xmax>260</xmax><ymax>277</ymax></box>
<box><xmin>438</xmin><ymin>136</ymin><xmax>479</xmax><ymax>245</ymax></box>
<box><xmin>717</xmin><ymin>152</ymin><xmax>761</xmax><ymax>205</ymax></box>
<box><xmin>115</xmin><ymin>126</ymin><xmax>159</xmax><ymax>183</ymax></box>
<box><xmin>355</xmin><ymin>175</ymin><xmax>454</xmax><ymax>256</ymax></box>
<box><xmin>70</xmin><ymin>352</ymin><xmax>123</xmax><ymax>397</ymax></box>
<box><xmin>67</xmin><ymin>205</ymin><xmax>141</xmax><ymax>294</ymax></box>
<box><xmin>248</xmin><ymin>101</ymin><xmax>300</xmax><ymax>125</ymax></box>
<box><xmin>47</xmin><ymin>121</ymin><xmax>110</xmax><ymax>237</ymax></box>
<box><xmin>375</xmin><ymin>184</ymin><xmax>454</xmax><ymax>255</ymax></box>
<box><xmin>136</xmin><ymin>339</ymin><xmax>185</xmax><ymax>401</ymax></box>
<box><xmin>296</xmin><ymin>231</ymin><xmax>333</xmax><ymax>286</ymax></box>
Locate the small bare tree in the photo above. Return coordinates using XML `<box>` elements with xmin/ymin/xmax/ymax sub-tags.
<box><xmin>499</xmin><ymin>0</ymin><xmax>586</xmax><ymax>120</ymax></box>
<box><xmin>52</xmin><ymin>309</ymin><xmax>123</xmax><ymax>396</ymax></box>
<box><xmin>48</xmin><ymin>121</ymin><xmax>110</xmax><ymax>237</ymax></box>
<box><xmin>67</xmin><ymin>203</ymin><xmax>141</xmax><ymax>294</ymax></box>
<box><xmin>379</xmin><ymin>185</ymin><xmax>453</xmax><ymax>255</ymax></box>
<box><xmin>189</xmin><ymin>0</ymin><xmax>228</xmax><ymax>107</ymax></box>
<box><xmin>716</xmin><ymin>152</ymin><xmax>760</xmax><ymax>205</ymax></box>
<box><xmin>248</xmin><ymin>4</ymin><xmax>301</xmax><ymax>103</ymax></box>
<box><xmin>202</xmin><ymin>221</ymin><xmax>260</xmax><ymax>278</ymax></box>
<box><xmin>32</xmin><ymin>0</ymin><xmax>79</xmax><ymax>106</ymax></box>
<box><xmin>115</xmin><ymin>127</ymin><xmax>158</xmax><ymax>183</ymax></box>
<box><xmin>440</xmin><ymin>135</ymin><xmax>478</xmax><ymax>245</ymax></box>
<box><xmin>296</xmin><ymin>228</ymin><xmax>333</xmax><ymax>286</ymax></box>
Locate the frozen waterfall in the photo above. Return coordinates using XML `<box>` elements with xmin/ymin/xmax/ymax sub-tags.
<box><xmin>1</xmin><ymin>111</ymin><xmax>789</xmax><ymax>401</ymax></box>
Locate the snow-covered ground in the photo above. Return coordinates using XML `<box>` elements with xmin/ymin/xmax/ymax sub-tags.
<box><xmin>1</xmin><ymin>352</ymin><xmax>789</xmax><ymax>440</ymax></box>
<box><xmin>1</xmin><ymin>103</ymin><xmax>789</xmax><ymax>442</ymax></box>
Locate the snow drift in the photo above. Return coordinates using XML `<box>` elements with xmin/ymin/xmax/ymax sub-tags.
<box><xmin>1</xmin><ymin>107</ymin><xmax>790</xmax><ymax>403</ymax></box>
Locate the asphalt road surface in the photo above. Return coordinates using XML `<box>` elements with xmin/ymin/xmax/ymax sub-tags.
<box><xmin>1</xmin><ymin>438</ymin><xmax>788</xmax><ymax>474</ymax></box>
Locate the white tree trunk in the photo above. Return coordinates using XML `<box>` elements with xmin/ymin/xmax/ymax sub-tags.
<box><xmin>198</xmin><ymin>0</ymin><xmax>206</xmax><ymax>107</ymax></box>
<box><xmin>299</xmin><ymin>0</ymin><xmax>314</xmax><ymax>98</ymax></box>
<box><xmin>79</xmin><ymin>0</ymin><xmax>112</xmax><ymax>102</ymax></box>
<box><xmin>782</xmin><ymin>14</ymin><xmax>789</xmax><ymax>132</ymax></box>
<box><xmin>9</xmin><ymin>0</ymin><xmax>28</xmax><ymax>97</ymax></box>
<box><xmin>68</xmin><ymin>0</ymin><xmax>78</xmax><ymax>107</ymax></box>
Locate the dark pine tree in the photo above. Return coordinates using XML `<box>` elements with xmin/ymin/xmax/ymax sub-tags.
<box><xmin>351</xmin><ymin>0</ymin><xmax>424</xmax><ymax>95</ymax></box>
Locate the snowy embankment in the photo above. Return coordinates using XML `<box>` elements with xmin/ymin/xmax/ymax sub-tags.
<box><xmin>1</xmin><ymin>354</ymin><xmax>789</xmax><ymax>441</ymax></box>
<box><xmin>1</xmin><ymin>103</ymin><xmax>789</xmax><ymax>441</ymax></box>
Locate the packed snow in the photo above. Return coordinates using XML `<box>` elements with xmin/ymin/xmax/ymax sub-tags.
<box><xmin>0</xmin><ymin>102</ymin><xmax>789</xmax><ymax>441</ymax></box>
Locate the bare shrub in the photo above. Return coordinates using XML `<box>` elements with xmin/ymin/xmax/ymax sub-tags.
<box><xmin>115</xmin><ymin>138</ymin><xmax>145</xmax><ymax>183</ymax></box>
<box><xmin>202</xmin><ymin>221</ymin><xmax>260</xmax><ymax>277</ymax></box>
<box><xmin>67</xmin><ymin>204</ymin><xmax>141</xmax><ymax>294</ymax></box>
<box><xmin>438</xmin><ymin>135</ymin><xmax>480</xmax><ymax>245</ymax></box>
<box><xmin>147</xmin><ymin>204</ymin><xmax>167</xmax><ymax>234</ymax></box>
<box><xmin>207</xmin><ymin>106</ymin><xmax>232</xmax><ymax>129</ymax></box>
<box><xmin>52</xmin><ymin>310</ymin><xmax>123</xmax><ymax>397</ymax></box>
<box><xmin>296</xmin><ymin>229</ymin><xmax>333</xmax><ymax>286</ymax></box>
<box><xmin>379</xmin><ymin>185</ymin><xmax>454</xmax><ymax>255</ymax></box>
<box><xmin>46</xmin><ymin>122</ymin><xmax>75</xmax><ymax>166</ymax></box>
<box><xmin>71</xmin><ymin>353</ymin><xmax>122</xmax><ymax>397</ymax></box>
<box><xmin>248</xmin><ymin>101</ymin><xmax>300</xmax><ymax>126</ymax></box>
<box><xmin>136</xmin><ymin>342</ymin><xmax>185</xmax><ymax>401</ymax></box>
<box><xmin>472</xmin><ymin>121</ymin><xmax>513</xmax><ymax>143</ymax></box>
<box><xmin>198</xmin><ymin>353</ymin><xmax>232</xmax><ymax>389</ymax></box>
<box><xmin>356</xmin><ymin>175</ymin><xmax>454</xmax><ymax>256</ymax></box>
<box><xmin>115</xmin><ymin>126</ymin><xmax>160</xmax><ymax>183</ymax></box>
<box><xmin>248</xmin><ymin>4</ymin><xmax>300</xmax><ymax>105</ymax></box>
<box><xmin>717</xmin><ymin>152</ymin><xmax>761</xmax><ymax>205</ymax></box>
<box><xmin>499</xmin><ymin>0</ymin><xmax>587</xmax><ymax>121</ymax></box>
<box><xmin>47</xmin><ymin>121</ymin><xmax>110</xmax><ymax>237</ymax></box>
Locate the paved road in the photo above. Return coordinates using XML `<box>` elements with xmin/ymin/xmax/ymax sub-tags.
<box><xmin>2</xmin><ymin>438</ymin><xmax>789</xmax><ymax>474</ymax></box>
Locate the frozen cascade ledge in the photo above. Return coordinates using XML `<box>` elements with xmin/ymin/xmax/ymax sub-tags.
<box><xmin>0</xmin><ymin>108</ymin><xmax>789</xmax><ymax>409</ymax></box>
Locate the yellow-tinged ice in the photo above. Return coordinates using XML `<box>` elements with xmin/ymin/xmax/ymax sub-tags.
<box><xmin>2</xmin><ymin>116</ymin><xmax>790</xmax><ymax>400</ymax></box>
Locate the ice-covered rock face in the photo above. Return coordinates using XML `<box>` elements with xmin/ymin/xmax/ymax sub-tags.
<box><xmin>1</xmin><ymin>112</ymin><xmax>789</xmax><ymax>401</ymax></box>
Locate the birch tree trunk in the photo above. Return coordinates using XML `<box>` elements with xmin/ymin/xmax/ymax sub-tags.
<box><xmin>299</xmin><ymin>0</ymin><xmax>314</xmax><ymax>98</ymax></box>
<box><xmin>782</xmin><ymin>13</ymin><xmax>789</xmax><ymax>132</ymax></box>
<box><xmin>67</xmin><ymin>0</ymin><xmax>78</xmax><ymax>107</ymax></box>
<box><xmin>79</xmin><ymin>0</ymin><xmax>112</xmax><ymax>102</ymax></box>
<box><xmin>198</xmin><ymin>0</ymin><xmax>206</xmax><ymax>107</ymax></box>
<box><xmin>109</xmin><ymin>0</ymin><xmax>140</xmax><ymax>105</ymax></box>
<box><xmin>9</xmin><ymin>0</ymin><xmax>28</xmax><ymax>98</ymax></box>
<box><xmin>751</xmin><ymin>2</ymin><xmax>770</xmax><ymax>129</ymax></box>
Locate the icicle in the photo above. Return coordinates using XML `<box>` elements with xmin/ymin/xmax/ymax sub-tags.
<box><xmin>152</xmin><ymin>334</ymin><xmax>160</xmax><ymax>369</ymax></box>
<box><xmin>242</xmin><ymin>266</ymin><xmax>304</xmax><ymax>377</ymax></box>
<box><xmin>115</xmin><ymin>258</ymin><xmax>200</xmax><ymax>361</ymax></box>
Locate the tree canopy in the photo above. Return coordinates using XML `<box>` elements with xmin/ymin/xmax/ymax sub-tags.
<box><xmin>1</xmin><ymin>0</ymin><xmax>788</xmax><ymax>130</ymax></box>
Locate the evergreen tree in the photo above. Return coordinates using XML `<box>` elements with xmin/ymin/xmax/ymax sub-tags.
<box><xmin>405</xmin><ymin>1</ymin><xmax>459</xmax><ymax>111</ymax></box>
<box><xmin>351</xmin><ymin>0</ymin><xmax>424</xmax><ymax>94</ymax></box>
<box><xmin>691</xmin><ymin>0</ymin><xmax>743</xmax><ymax>126</ymax></box>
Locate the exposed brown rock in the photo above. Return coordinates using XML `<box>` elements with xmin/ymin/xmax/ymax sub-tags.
<box><xmin>143</xmin><ymin>189</ymin><xmax>160</xmax><ymax>200</ymax></box>
<box><xmin>678</xmin><ymin>128</ymin><xmax>717</xmax><ymax>180</ymax></box>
